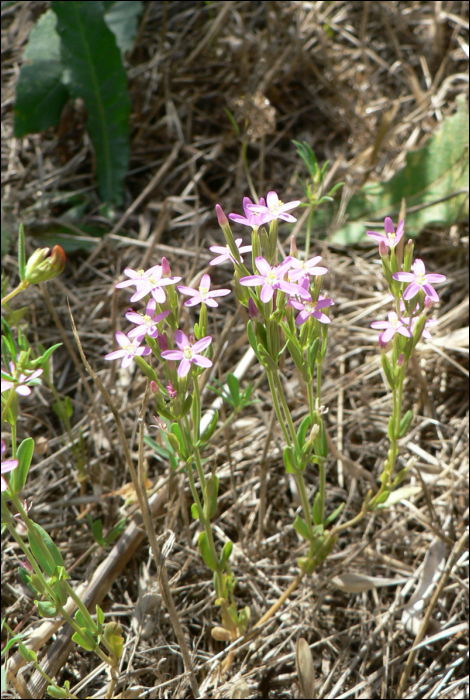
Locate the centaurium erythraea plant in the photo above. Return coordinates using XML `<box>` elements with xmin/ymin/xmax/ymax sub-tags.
<box><xmin>104</xmin><ymin>332</ymin><xmax>151</xmax><ymax>368</ymax></box>
<box><xmin>177</xmin><ymin>274</ymin><xmax>231</xmax><ymax>308</ymax></box>
<box><xmin>209</xmin><ymin>238</ymin><xmax>252</xmax><ymax>266</ymax></box>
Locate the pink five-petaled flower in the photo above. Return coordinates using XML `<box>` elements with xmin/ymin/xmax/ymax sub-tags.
<box><xmin>402</xmin><ymin>314</ymin><xmax>437</xmax><ymax>340</ymax></box>
<box><xmin>240</xmin><ymin>256</ymin><xmax>308</xmax><ymax>303</ymax></box>
<box><xmin>209</xmin><ymin>238</ymin><xmax>252</xmax><ymax>266</ymax></box>
<box><xmin>288</xmin><ymin>255</ymin><xmax>328</xmax><ymax>282</ymax></box>
<box><xmin>392</xmin><ymin>259</ymin><xmax>446</xmax><ymax>302</ymax></box>
<box><xmin>1</xmin><ymin>440</ymin><xmax>18</xmax><ymax>492</ymax></box>
<box><xmin>366</xmin><ymin>217</ymin><xmax>405</xmax><ymax>248</ymax></box>
<box><xmin>290</xmin><ymin>294</ymin><xmax>335</xmax><ymax>325</ymax></box>
<box><xmin>247</xmin><ymin>191</ymin><xmax>301</xmax><ymax>224</ymax></box>
<box><xmin>104</xmin><ymin>332</ymin><xmax>151</xmax><ymax>369</ymax></box>
<box><xmin>131</xmin><ymin>265</ymin><xmax>182</xmax><ymax>304</ymax></box>
<box><xmin>115</xmin><ymin>267</ymin><xmax>149</xmax><ymax>290</ymax></box>
<box><xmin>370</xmin><ymin>311</ymin><xmax>412</xmax><ymax>343</ymax></box>
<box><xmin>177</xmin><ymin>274</ymin><xmax>231</xmax><ymax>308</ymax></box>
<box><xmin>229</xmin><ymin>197</ymin><xmax>269</xmax><ymax>229</ymax></box>
<box><xmin>125</xmin><ymin>301</ymin><xmax>170</xmax><ymax>340</ymax></box>
<box><xmin>1</xmin><ymin>367</ymin><xmax>43</xmax><ymax>396</ymax></box>
<box><xmin>161</xmin><ymin>331</ymin><xmax>213</xmax><ymax>377</ymax></box>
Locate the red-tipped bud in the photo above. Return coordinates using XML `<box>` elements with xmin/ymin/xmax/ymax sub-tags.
<box><xmin>424</xmin><ymin>297</ymin><xmax>433</xmax><ymax>309</ymax></box>
<box><xmin>215</xmin><ymin>204</ymin><xmax>228</xmax><ymax>228</ymax></box>
<box><xmin>189</xmin><ymin>334</ymin><xmax>196</xmax><ymax>344</ymax></box>
<box><xmin>166</xmin><ymin>380</ymin><xmax>177</xmax><ymax>399</ymax></box>
<box><xmin>397</xmin><ymin>353</ymin><xmax>405</xmax><ymax>366</ymax></box>
<box><xmin>161</xmin><ymin>257</ymin><xmax>171</xmax><ymax>277</ymax></box>
<box><xmin>379</xmin><ymin>240</ymin><xmax>388</xmax><ymax>258</ymax></box>
<box><xmin>24</xmin><ymin>245</ymin><xmax>66</xmax><ymax>284</ymax></box>
<box><xmin>290</xmin><ymin>235</ymin><xmax>298</xmax><ymax>258</ymax></box>
<box><xmin>150</xmin><ymin>380</ymin><xmax>159</xmax><ymax>393</ymax></box>
<box><xmin>248</xmin><ymin>298</ymin><xmax>259</xmax><ymax>319</ymax></box>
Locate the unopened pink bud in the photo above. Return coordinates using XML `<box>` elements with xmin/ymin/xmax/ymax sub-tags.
<box><xmin>157</xmin><ymin>335</ymin><xmax>168</xmax><ymax>352</ymax></box>
<box><xmin>161</xmin><ymin>257</ymin><xmax>171</xmax><ymax>277</ymax></box>
<box><xmin>215</xmin><ymin>204</ymin><xmax>228</xmax><ymax>228</ymax></box>
<box><xmin>290</xmin><ymin>235</ymin><xmax>298</xmax><ymax>258</ymax></box>
<box><xmin>150</xmin><ymin>380</ymin><xmax>159</xmax><ymax>393</ymax></box>
<box><xmin>424</xmin><ymin>297</ymin><xmax>433</xmax><ymax>309</ymax></box>
<box><xmin>189</xmin><ymin>334</ymin><xmax>196</xmax><ymax>344</ymax></box>
<box><xmin>166</xmin><ymin>380</ymin><xmax>177</xmax><ymax>399</ymax></box>
<box><xmin>379</xmin><ymin>240</ymin><xmax>388</xmax><ymax>258</ymax></box>
<box><xmin>248</xmin><ymin>298</ymin><xmax>259</xmax><ymax>319</ymax></box>
<box><xmin>378</xmin><ymin>333</ymin><xmax>388</xmax><ymax>350</ymax></box>
<box><xmin>397</xmin><ymin>353</ymin><xmax>405</xmax><ymax>366</ymax></box>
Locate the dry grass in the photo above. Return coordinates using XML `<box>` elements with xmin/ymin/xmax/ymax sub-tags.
<box><xmin>1</xmin><ymin>1</ymin><xmax>469</xmax><ymax>698</ymax></box>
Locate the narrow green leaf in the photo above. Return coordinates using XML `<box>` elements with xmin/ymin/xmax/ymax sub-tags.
<box><xmin>283</xmin><ymin>445</ymin><xmax>298</xmax><ymax>474</ymax></box>
<box><xmin>226</xmin><ymin>374</ymin><xmax>240</xmax><ymax>406</ymax></box>
<box><xmin>28</xmin><ymin>522</ymin><xmax>65</xmax><ymax>576</ymax></box>
<box><xmin>297</xmin><ymin>415</ymin><xmax>311</xmax><ymax>449</ymax></box>
<box><xmin>14</xmin><ymin>10</ymin><xmax>69</xmax><ymax>137</ymax></box>
<box><xmin>323</xmin><ymin>502</ymin><xmax>345</xmax><ymax>527</ymax></box>
<box><xmin>191</xmin><ymin>503</ymin><xmax>201</xmax><ymax>520</ymax></box>
<box><xmin>72</xmin><ymin>629</ymin><xmax>96</xmax><ymax>651</ymax></box>
<box><xmin>52</xmin><ymin>1</ymin><xmax>131</xmax><ymax>204</ymax></box>
<box><xmin>198</xmin><ymin>531</ymin><xmax>218</xmax><ymax>571</ymax></box>
<box><xmin>312</xmin><ymin>493</ymin><xmax>323</xmax><ymax>526</ymax></box>
<box><xmin>399</xmin><ymin>409</ymin><xmax>414</xmax><ymax>438</ymax></box>
<box><xmin>9</xmin><ymin>437</ymin><xmax>34</xmax><ymax>495</ymax></box>
<box><xmin>200</xmin><ymin>409</ymin><xmax>219</xmax><ymax>445</ymax></box>
<box><xmin>293</xmin><ymin>515</ymin><xmax>310</xmax><ymax>541</ymax></box>
<box><xmin>219</xmin><ymin>539</ymin><xmax>233</xmax><ymax>566</ymax></box>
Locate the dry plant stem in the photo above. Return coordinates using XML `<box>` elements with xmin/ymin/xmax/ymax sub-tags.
<box><xmin>396</xmin><ymin>528</ymin><xmax>469</xmax><ymax>699</ymax></box>
<box><xmin>69</xmin><ymin>306</ymin><xmax>200</xmax><ymax>699</ymax></box>
<box><xmin>253</xmin><ymin>572</ymin><xmax>305</xmax><ymax>629</ymax></box>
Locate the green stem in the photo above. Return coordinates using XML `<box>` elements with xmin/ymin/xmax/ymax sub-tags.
<box><xmin>273</xmin><ymin>371</ymin><xmax>299</xmax><ymax>452</ymax></box>
<box><xmin>295</xmin><ymin>471</ymin><xmax>314</xmax><ymax>540</ymax></box>
<box><xmin>241</xmin><ymin>140</ymin><xmax>258</xmax><ymax>202</ymax></box>
<box><xmin>266</xmin><ymin>371</ymin><xmax>291</xmax><ymax>446</ymax></box>
<box><xmin>1</xmin><ymin>280</ymin><xmax>29</xmax><ymax>306</ymax></box>
<box><xmin>305</xmin><ymin>206</ymin><xmax>315</xmax><ymax>260</ymax></box>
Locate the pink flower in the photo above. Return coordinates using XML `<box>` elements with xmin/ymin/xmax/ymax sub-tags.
<box><xmin>288</xmin><ymin>255</ymin><xmax>328</xmax><ymax>282</ymax></box>
<box><xmin>370</xmin><ymin>311</ymin><xmax>412</xmax><ymax>343</ymax></box>
<box><xmin>209</xmin><ymin>238</ymin><xmax>252</xmax><ymax>266</ymax></box>
<box><xmin>1</xmin><ymin>440</ymin><xmax>18</xmax><ymax>492</ymax></box>
<box><xmin>166</xmin><ymin>380</ymin><xmax>177</xmax><ymax>398</ymax></box>
<box><xmin>177</xmin><ymin>274</ymin><xmax>231</xmax><ymax>308</ymax></box>
<box><xmin>104</xmin><ymin>332</ymin><xmax>151</xmax><ymax>368</ymax></box>
<box><xmin>393</xmin><ymin>259</ymin><xmax>446</xmax><ymax>302</ymax></box>
<box><xmin>115</xmin><ymin>267</ymin><xmax>149</xmax><ymax>289</ymax></box>
<box><xmin>239</xmin><ymin>256</ymin><xmax>309</xmax><ymax>303</ymax></box>
<box><xmin>125</xmin><ymin>301</ymin><xmax>170</xmax><ymax>340</ymax></box>
<box><xmin>402</xmin><ymin>314</ymin><xmax>438</xmax><ymax>340</ymax></box>
<box><xmin>366</xmin><ymin>217</ymin><xmax>405</xmax><ymax>248</ymax></box>
<box><xmin>161</xmin><ymin>331</ymin><xmax>213</xmax><ymax>377</ymax></box>
<box><xmin>290</xmin><ymin>294</ymin><xmax>335</xmax><ymax>325</ymax></box>
<box><xmin>1</xmin><ymin>366</ymin><xmax>43</xmax><ymax>396</ymax></box>
<box><xmin>131</xmin><ymin>265</ymin><xmax>182</xmax><ymax>303</ymax></box>
<box><xmin>247</xmin><ymin>191</ymin><xmax>301</xmax><ymax>224</ymax></box>
<box><xmin>229</xmin><ymin>197</ymin><xmax>269</xmax><ymax>229</ymax></box>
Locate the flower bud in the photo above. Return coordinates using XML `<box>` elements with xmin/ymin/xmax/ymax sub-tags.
<box><xmin>150</xmin><ymin>380</ymin><xmax>159</xmax><ymax>393</ymax></box>
<box><xmin>379</xmin><ymin>240</ymin><xmax>388</xmax><ymax>258</ymax></box>
<box><xmin>378</xmin><ymin>332</ymin><xmax>388</xmax><ymax>350</ymax></box>
<box><xmin>24</xmin><ymin>245</ymin><xmax>66</xmax><ymax>284</ymax></box>
<box><xmin>248</xmin><ymin>297</ymin><xmax>259</xmax><ymax>319</ymax></box>
<box><xmin>161</xmin><ymin>257</ymin><xmax>171</xmax><ymax>277</ymax></box>
<box><xmin>215</xmin><ymin>204</ymin><xmax>228</xmax><ymax>228</ymax></box>
<box><xmin>290</xmin><ymin>235</ymin><xmax>298</xmax><ymax>258</ymax></box>
<box><xmin>397</xmin><ymin>353</ymin><xmax>405</xmax><ymax>366</ymax></box>
<box><xmin>403</xmin><ymin>239</ymin><xmax>414</xmax><ymax>272</ymax></box>
<box><xmin>424</xmin><ymin>297</ymin><xmax>433</xmax><ymax>309</ymax></box>
<box><xmin>166</xmin><ymin>380</ymin><xmax>177</xmax><ymax>399</ymax></box>
<box><xmin>157</xmin><ymin>334</ymin><xmax>169</xmax><ymax>352</ymax></box>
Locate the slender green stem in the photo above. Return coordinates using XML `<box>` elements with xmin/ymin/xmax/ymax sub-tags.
<box><xmin>273</xmin><ymin>371</ymin><xmax>299</xmax><ymax>452</ymax></box>
<box><xmin>295</xmin><ymin>471</ymin><xmax>314</xmax><ymax>540</ymax></box>
<box><xmin>241</xmin><ymin>140</ymin><xmax>258</xmax><ymax>202</ymax></box>
<box><xmin>305</xmin><ymin>206</ymin><xmax>314</xmax><ymax>260</ymax></box>
<box><xmin>192</xmin><ymin>370</ymin><xmax>201</xmax><ymax>444</ymax></box>
<box><xmin>11</xmin><ymin>421</ymin><xmax>17</xmax><ymax>457</ymax></box>
<box><xmin>1</xmin><ymin>280</ymin><xmax>29</xmax><ymax>306</ymax></box>
<box><xmin>266</xmin><ymin>371</ymin><xmax>291</xmax><ymax>446</ymax></box>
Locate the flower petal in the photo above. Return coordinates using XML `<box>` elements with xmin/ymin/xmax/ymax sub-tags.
<box><xmin>422</xmin><ymin>284</ymin><xmax>439</xmax><ymax>302</ymax></box>
<box><xmin>425</xmin><ymin>273</ymin><xmax>446</xmax><ymax>283</ymax></box>
<box><xmin>239</xmin><ymin>275</ymin><xmax>266</xmax><ymax>287</ymax></box>
<box><xmin>266</xmin><ymin>191</ymin><xmax>279</xmax><ymax>209</ymax></box>
<box><xmin>403</xmin><ymin>282</ymin><xmax>420</xmax><ymax>300</ymax></box>
<box><xmin>161</xmin><ymin>350</ymin><xmax>184</xmax><ymax>361</ymax></box>
<box><xmin>174</xmin><ymin>330</ymin><xmax>188</xmax><ymax>349</ymax></box>
<box><xmin>255</xmin><ymin>257</ymin><xmax>271</xmax><ymax>276</ymax></box>
<box><xmin>105</xmin><ymin>349</ymin><xmax>126</xmax><ymax>361</ymax></box>
<box><xmin>178</xmin><ymin>359</ymin><xmax>191</xmax><ymax>377</ymax></box>
<box><xmin>193</xmin><ymin>355</ymin><xmax>213</xmax><ymax>368</ymax></box>
<box><xmin>260</xmin><ymin>284</ymin><xmax>274</xmax><ymax>303</ymax></box>
<box><xmin>192</xmin><ymin>336</ymin><xmax>213</xmax><ymax>353</ymax></box>
<box><xmin>177</xmin><ymin>285</ymin><xmax>200</xmax><ymax>296</ymax></box>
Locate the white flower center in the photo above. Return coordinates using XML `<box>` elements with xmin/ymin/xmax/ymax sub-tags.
<box><xmin>143</xmin><ymin>315</ymin><xmax>151</xmax><ymax>323</ymax></box>
<box><xmin>148</xmin><ymin>275</ymin><xmax>159</xmax><ymax>285</ymax></box>
<box><xmin>183</xmin><ymin>346</ymin><xmax>194</xmax><ymax>360</ymax></box>
<box><xmin>265</xmin><ymin>270</ymin><xmax>277</xmax><ymax>285</ymax></box>
<box><xmin>415</xmin><ymin>273</ymin><xmax>425</xmax><ymax>285</ymax></box>
<box><xmin>199</xmin><ymin>286</ymin><xmax>209</xmax><ymax>298</ymax></box>
<box><xmin>136</xmin><ymin>269</ymin><xmax>145</xmax><ymax>276</ymax></box>
<box><xmin>304</xmin><ymin>301</ymin><xmax>318</xmax><ymax>314</ymax></box>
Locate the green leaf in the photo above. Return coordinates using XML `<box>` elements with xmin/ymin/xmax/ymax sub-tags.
<box><xmin>177</xmin><ymin>394</ymin><xmax>192</xmax><ymax>419</ymax></box>
<box><xmin>191</xmin><ymin>503</ymin><xmax>201</xmax><ymax>520</ymax></box>
<box><xmin>72</xmin><ymin>629</ymin><xmax>96</xmax><ymax>651</ymax></box>
<box><xmin>103</xmin><ymin>517</ymin><xmax>126</xmax><ymax>546</ymax></box>
<box><xmin>51</xmin><ymin>1</ymin><xmax>131</xmax><ymax>204</ymax></box>
<box><xmin>198</xmin><ymin>531</ymin><xmax>218</xmax><ymax>571</ymax></box>
<box><xmin>226</xmin><ymin>374</ymin><xmax>240</xmax><ymax>406</ymax></box>
<box><xmin>283</xmin><ymin>445</ymin><xmax>298</xmax><ymax>474</ymax></box>
<box><xmin>332</xmin><ymin>97</ymin><xmax>469</xmax><ymax>244</ymax></box>
<box><xmin>381</xmin><ymin>353</ymin><xmax>395</xmax><ymax>389</ymax></box>
<box><xmin>28</xmin><ymin>522</ymin><xmax>65</xmax><ymax>577</ymax></box>
<box><xmin>293</xmin><ymin>515</ymin><xmax>310</xmax><ymax>541</ymax></box>
<box><xmin>219</xmin><ymin>539</ymin><xmax>233</xmax><ymax>565</ymax></box>
<box><xmin>14</xmin><ymin>10</ymin><xmax>70</xmax><ymax>137</ymax></box>
<box><xmin>312</xmin><ymin>492</ymin><xmax>323</xmax><ymax>526</ymax></box>
<box><xmin>96</xmin><ymin>604</ymin><xmax>105</xmax><ymax>633</ymax></box>
<box><xmin>297</xmin><ymin>415</ymin><xmax>311</xmax><ymax>449</ymax></box>
<box><xmin>377</xmin><ymin>485</ymin><xmax>421</xmax><ymax>508</ymax></box>
<box><xmin>399</xmin><ymin>409</ymin><xmax>414</xmax><ymax>438</ymax></box>
<box><xmin>205</xmin><ymin>474</ymin><xmax>219</xmax><ymax>520</ymax></box>
<box><xmin>102</xmin><ymin>1</ymin><xmax>143</xmax><ymax>52</ymax></box>
<box><xmin>9</xmin><ymin>437</ymin><xmax>34</xmax><ymax>495</ymax></box>
<box><xmin>323</xmin><ymin>502</ymin><xmax>345</xmax><ymax>527</ymax></box>
<box><xmin>36</xmin><ymin>601</ymin><xmax>59</xmax><ymax>618</ymax></box>
<box><xmin>200</xmin><ymin>409</ymin><xmax>219</xmax><ymax>445</ymax></box>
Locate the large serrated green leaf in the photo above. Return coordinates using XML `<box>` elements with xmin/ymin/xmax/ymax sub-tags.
<box><xmin>14</xmin><ymin>10</ymin><xmax>70</xmax><ymax>137</ymax></box>
<box><xmin>331</xmin><ymin>97</ymin><xmax>469</xmax><ymax>244</ymax></box>
<box><xmin>51</xmin><ymin>1</ymin><xmax>130</xmax><ymax>204</ymax></box>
